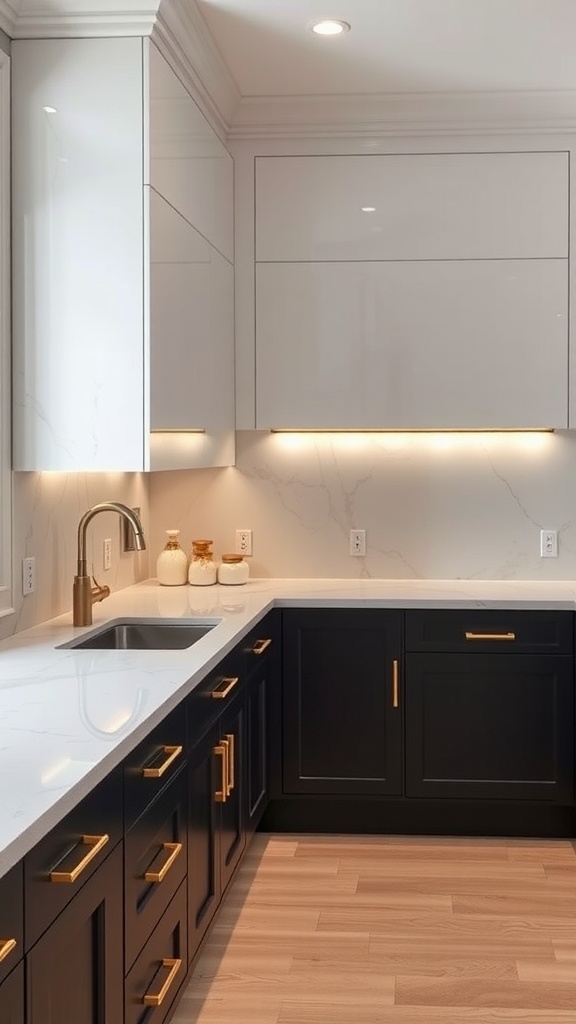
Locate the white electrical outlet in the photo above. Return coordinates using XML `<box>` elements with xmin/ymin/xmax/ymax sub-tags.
<box><xmin>236</xmin><ymin>529</ymin><xmax>253</xmax><ymax>556</ymax></box>
<box><xmin>22</xmin><ymin>556</ymin><xmax>35</xmax><ymax>595</ymax></box>
<box><xmin>350</xmin><ymin>529</ymin><xmax>366</xmax><ymax>556</ymax></box>
<box><xmin>103</xmin><ymin>538</ymin><xmax>112</xmax><ymax>570</ymax></box>
<box><xmin>540</xmin><ymin>529</ymin><xmax>558</xmax><ymax>558</ymax></box>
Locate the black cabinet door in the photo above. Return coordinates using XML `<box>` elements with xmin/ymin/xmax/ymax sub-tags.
<box><xmin>246</xmin><ymin>661</ymin><xmax>268</xmax><ymax>834</ymax></box>
<box><xmin>0</xmin><ymin>963</ymin><xmax>24</xmax><ymax>1024</ymax></box>
<box><xmin>283</xmin><ymin>609</ymin><xmax>403</xmax><ymax>795</ymax></box>
<box><xmin>405</xmin><ymin>653</ymin><xmax>575</xmax><ymax>801</ymax></box>
<box><xmin>188</xmin><ymin>725</ymin><xmax>220</xmax><ymax>961</ymax></box>
<box><xmin>219</xmin><ymin>699</ymin><xmax>246</xmax><ymax>896</ymax></box>
<box><xmin>27</xmin><ymin>843</ymin><xmax>123</xmax><ymax>1024</ymax></box>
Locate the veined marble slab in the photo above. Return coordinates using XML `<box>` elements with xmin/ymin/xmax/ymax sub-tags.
<box><xmin>1</xmin><ymin>576</ymin><xmax>576</xmax><ymax>877</ymax></box>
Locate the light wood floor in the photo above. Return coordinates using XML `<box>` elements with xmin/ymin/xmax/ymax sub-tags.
<box><xmin>172</xmin><ymin>833</ymin><xmax>576</xmax><ymax>1024</ymax></box>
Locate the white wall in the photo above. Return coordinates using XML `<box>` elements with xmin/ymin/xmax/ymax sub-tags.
<box><xmin>149</xmin><ymin>430</ymin><xmax>576</xmax><ymax>581</ymax></box>
<box><xmin>1</xmin><ymin>472</ymin><xmax>150</xmax><ymax>641</ymax></box>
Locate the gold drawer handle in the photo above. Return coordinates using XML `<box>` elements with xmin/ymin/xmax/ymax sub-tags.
<box><xmin>143</xmin><ymin>957</ymin><xmax>182</xmax><ymax>1007</ymax></box>
<box><xmin>252</xmin><ymin>638</ymin><xmax>272</xmax><ymax>655</ymax></box>
<box><xmin>392</xmin><ymin>660</ymin><xmax>399</xmax><ymax>709</ymax></box>
<box><xmin>50</xmin><ymin>834</ymin><xmax>109</xmax><ymax>884</ymax></box>
<box><xmin>225</xmin><ymin>732</ymin><xmax>235</xmax><ymax>795</ymax></box>
<box><xmin>214</xmin><ymin>743</ymin><xmax>228</xmax><ymax>802</ymax></box>
<box><xmin>465</xmin><ymin>632</ymin><xmax>516</xmax><ymax>641</ymax></box>
<box><xmin>211</xmin><ymin>676</ymin><xmax>239</xmax><ymax>700</ymax></box>
<box><xmin>144</xmin><ymin>842</ymin><xmax>183</xmax><ymax>883</ymax></box>
<box><xmin>0</xmin><ymin>938</ymin><xmax>17</xmax><ymax>963</ymax></box>
<box><xmin>142</xmin><ymin>745</ymin><xmax>183</xmax><ymax>778</ymax></box>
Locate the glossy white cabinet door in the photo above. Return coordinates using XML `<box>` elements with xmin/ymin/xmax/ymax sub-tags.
<box><xmin>12</xmin><ymin>38</ymin><xmax>146</xmax><ymax>472</ymax></box>
<box><xmin>148</xmin><ymin>45</ymin><xmax>233</xmax><ymax>263</ymax></box>
<box><xmin>256</xmin><ymin>260</ymin><xmax>568</xmax><ymax>430</ymax></box>
<box><xmin>256</xmin><ymin>153</ymin><xmax>568</xmax><ymax>262</ymax></box>
<box><xmin>149</xmin><ymin>188</ymin><xmax>235</xmax><ymax>442</ymax></box>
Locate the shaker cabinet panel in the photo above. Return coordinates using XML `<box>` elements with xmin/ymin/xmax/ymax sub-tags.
<box><xmin>404</xmin><ymin>653</ymin><xmax>574</xmax><ymax>802</ymax></box>
<box><xmin>256</xmin><ymin>152</ymin><xmax>568</xmax><ymax>262</ymax></box>
<box><xmin>0</xmin><ymin>963</ymin><xmax>24</xmax><ymax>1024</ymax></box>
<box><xmin>256</xmin><ymin>259</ymin><xmax>568</xmax><ymax>429</ymax></box>
<box><xmin>282</xmin><ymin>609</ymin><xmax>403</xmax><ymax>796</ymax></box>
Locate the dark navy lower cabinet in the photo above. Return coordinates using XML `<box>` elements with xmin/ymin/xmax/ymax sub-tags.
<box><xmin>282</xmin><ymin>609</ymin><xmax>403</xmax><ymax>796</ymax></box>
<box><xmin>0</xmin><ymin>963</ymin><xmax>24</xmax><ymax>1024</ymax></box>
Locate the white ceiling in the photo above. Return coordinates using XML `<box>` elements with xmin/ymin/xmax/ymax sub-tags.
<box><xmin>195</xmin><ymin>0</ymin><xmax>576</xmax><ymax>99</ymax></box>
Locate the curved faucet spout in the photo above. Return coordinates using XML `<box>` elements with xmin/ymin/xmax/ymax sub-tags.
<box><xmin>73</xmin><ymin>502</ymin><xmax>146</xmax><ymax>626</ymax></box>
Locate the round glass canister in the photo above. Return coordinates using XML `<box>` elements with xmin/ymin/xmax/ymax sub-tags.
<box><xmin>217</xmin><ymin>553</ymin><xmax>249</xmax><ymax>586</ymax></box>
<box><xmin>156</xmin><ymin>529</ymin><xmax>188</xmax><ymax>586</ymax></box>
<box><xmin>188</xmin><ymin>539</ymin><xmax>217</xmax><ymax>586</ymax></box>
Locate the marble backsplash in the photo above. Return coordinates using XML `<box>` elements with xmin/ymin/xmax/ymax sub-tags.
<box><xmin>1</xmin><ymin>471</ymin><xmax>149</xmax><ymax>641</ymax></box>
<box><xmin>149</xmin><ymin>430</ymin><xmax>576</xmax><ymax>582</ymax></box>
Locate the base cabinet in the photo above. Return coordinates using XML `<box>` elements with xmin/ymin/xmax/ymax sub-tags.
<box><xmin>26</xmin><ymin>843</ymin><xmax>123</xmax><ymax>1024</ymax></box>
<box><xmin>404</xmin><ymin>653</ymin><xmax>574</xmax><ymax>801</ymax></box>
<box><xmin>282</xmin><ymin>609</ymin><xmax>403</xmax><ymax>795</ymax></box>
<box><xmin>188</xmin><ymin>695</ymin><xmax>245</xmax><ymax>962</ymax></box>
<box><xmin>0</xmin><ymin>964</ymin><xmax>24</xmax><ymax>1024</ymax></box>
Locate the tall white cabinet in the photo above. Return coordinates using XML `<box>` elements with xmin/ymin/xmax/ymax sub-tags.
<box><xmin>12</xmin><ymin>38</ymin><xmax>235</xmax><ymax>472</ymax></box>
<box><xmin>254</xmin><ymin>152</ymin><xmax>569</xmax><ymax>430</ymax></box>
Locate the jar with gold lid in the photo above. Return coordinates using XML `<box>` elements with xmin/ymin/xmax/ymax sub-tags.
<box><xmin>217</xmin><ymin>553</ymin><xmax>249</xmax><ymax>586</ymax></box>
<box><xmin>188</xmin><ymin>539</ymin><xmax>217</xmax><ymax>586</ymax></box>
<box><xmin>156</xmin><ymin>529</ymin><xmax>188</xmax><ymax>586</ymax></box>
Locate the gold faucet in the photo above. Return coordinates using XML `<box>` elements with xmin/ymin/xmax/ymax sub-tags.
<box><xmin>73</xmin><ymin>502</ymin><xmax>146</xmax><ymax>626</ymax></box>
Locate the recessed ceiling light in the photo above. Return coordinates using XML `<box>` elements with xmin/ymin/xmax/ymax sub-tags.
<box><xmin>311</xmin><ymin>19</ymin><xmax>351</xmax><ymax>36</ymax></box>
<box><xmin>361</xmin><ymin>206</ymin><xmax>376</xmax><ymax>213</ymax></box>
<box><xmin>43</xmin><ymin>105</ymin><xmax>57</xmax><ymax>114</ymax></box>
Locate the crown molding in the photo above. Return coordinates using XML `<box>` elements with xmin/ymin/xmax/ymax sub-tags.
<box><xmin>152</xmin><ymin>0</ymin><xmax>240</xmax><ymax>138</ymax></box>
<box><xmin>229</xmin><ymin>90</ymin><xmax>576</xmax><ymax>139</ymax></box>
<box><xmin>0</xmin><ymin>0</ymin><xmax>19</xmax><ymax>36</ymax></box>
<box><xmin>9</xmin><ymin>1</ymin><xmax>160</xmax><ymax>37</ymax></box>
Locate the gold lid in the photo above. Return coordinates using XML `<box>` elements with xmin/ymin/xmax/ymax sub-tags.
<box><xmin>221</xmin><ymin>553</ymin><xmax>243</xmax><ymax>563</ymax></box>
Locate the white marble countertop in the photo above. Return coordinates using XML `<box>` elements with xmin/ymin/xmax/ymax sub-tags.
<box><xmin>2</xmin><ymin>575</ymin><xmax>576</xmax><ymax>879</ymax></box>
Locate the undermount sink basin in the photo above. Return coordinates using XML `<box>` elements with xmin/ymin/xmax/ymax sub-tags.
<box><xmin>59</xmin><ymin>617</ymin><xmax>221</xmax><ymax>651</ymax></box>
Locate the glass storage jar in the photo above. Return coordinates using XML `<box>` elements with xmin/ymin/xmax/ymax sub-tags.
<box><xmin>188</xmin><ymin>539</ymin><xmax>217</xmax><ymax>586</ymax></box>
<box><xmin>217</xmin><ymin>553</ymin><xmax>249</xmax><ymax>585</ymax></box>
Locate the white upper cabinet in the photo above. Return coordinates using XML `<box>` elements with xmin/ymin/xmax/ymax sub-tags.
<box><xmin>254</xmin><ymin>150</ymin><xmax>569</xmax><ymax>430</ymax></box>
<box><xmin>256</xmin><ymin>153</ymin><xmax>568</xmax><ymax>262</ymax></box>
<box><xmin>12</xmin><ymin>38</ymin><xmax>235</xmax><ymax>472</ymax></box>
<box><xmin>256</xmin><ymin>259</ymin><xmax>568</xmax><ymax>430</ymax></box>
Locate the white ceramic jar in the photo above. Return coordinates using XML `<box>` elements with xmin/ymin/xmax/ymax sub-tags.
<box><xmin>156</xmin><ymin>529</ymin><xmax>188</xmax><ymax>586</ymax></box>
<box><xmin>217</xmin><ymin>553</ymin><xmax>249</xmax><ymax>585</ymax></box>
<box><xmin>188</xmin><ymin>539</ymin><xmax>217</xmax><ymax>586</ymax></box>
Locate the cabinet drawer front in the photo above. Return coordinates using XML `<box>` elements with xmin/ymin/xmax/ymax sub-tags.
<box><xmin>187</xmin><ymin>651</ymin><xmax>242</xmax><ymax>742</ymax></box>
<box><xmin>0</xmin><ymin>863</ymin><xmax>23</xmax><ymax>987</ymax></box>
<box><xmin>405</xmin><ymin>610</ymin><xmax>574</xmax><ymax>654</ymax></box>
<box><xmin>124</xmin><ymin>767</ymin><xmax>188</xmax><ymax>971</ymax></box>
<box><xmin>256</xmin><ymin>153</ymin><xmax>568</xmax><ymax>262</ymax></box>
<box><xmin>24</xmin><ymin>768</ymin><xmax>122</xmax><ymax>950</ymax></box>
<box><xmin>239</xmin><ymin>610</ymin><xmax>279</xmax><ymax>680</ymax></box>
<box><xmin>124</xmin><ymin>703</ymin><xmax>186</xmax><ymax>829</ymax></box>
<box><xmin>125</xmin><ymin>880</ymin><xmax>188</xmax><ymax>1024</ymax></box>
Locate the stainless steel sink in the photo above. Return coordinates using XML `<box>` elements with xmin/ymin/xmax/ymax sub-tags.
<box><xmin>59</xmin><ymin>617</ymin><xmax>221</xmax><ymax>651</ymax></box>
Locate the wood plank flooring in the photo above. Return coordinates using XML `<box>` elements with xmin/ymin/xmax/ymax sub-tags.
<box><xmin>172</xmin><ymin>834</ymin><xmax>576</xmax><ymax>1024</ymax></box>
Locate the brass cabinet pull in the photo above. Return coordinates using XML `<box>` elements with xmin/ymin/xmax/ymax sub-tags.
<box><xmin>465</xmin><ymin>632</ymin><xmax>516</xmax><ymax>641</ymax></box>
<box><xmin>50</xmin><ymin>833</ymin><xmax>109</xmax><ymax>884</ymax></box>
<box><xmin>143</xmin><ymin>957</ymin><xmax>182</xmax><ymax>1007</ymax></box>
<box><xmin>214</xmin><ymin>743</ymin><xmax>228</xmax><ymax>802</ymax></box>
<box><xmin>392</xmin><ymin>660</ymin><xmax>399</xmax><ymax>709</ymax></box>
<box><xmin>225</xmin><ymin>732</ymin><xmax>235</xmax><ymax>795</ymax></box>
<box><xmin>142</xmin><ymin>745</ymin><xmax>183</xmax><ymax>778</ymax></box>
<box><xmin>0</xmin><ymin>938</ymin><xmax>17</xmax><ymax>963</ymax></box>
<box><xmin>144</xmin><ymin>842</ymin><xmax>182</xmax><ymax>883</ymax></box>
<box><xmin>211</xmin><ymin>676</ymin><xmax>239</xmax><ymax>700</ymax></box>
<box><xmin>252</xmin><ymin>638</ymin><xmax>272</xmax><ymax>655</ymax></box>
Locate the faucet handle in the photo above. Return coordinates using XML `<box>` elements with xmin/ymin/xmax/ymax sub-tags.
<box><xmin>90</xmin><ymin>575</ymin><xmax>110</xmax><ymax>605</ymax></box>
